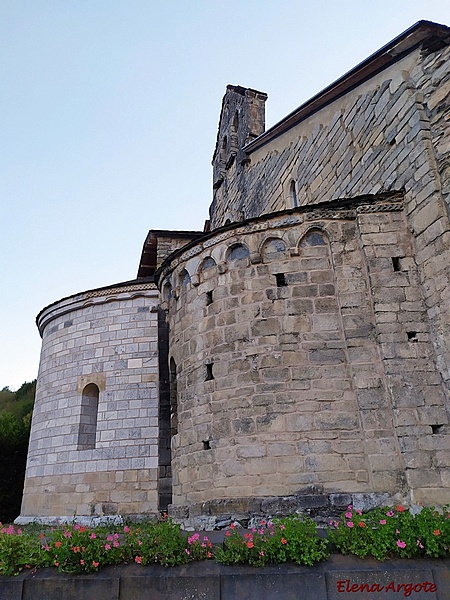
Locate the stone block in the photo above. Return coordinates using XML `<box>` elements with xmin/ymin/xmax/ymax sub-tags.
<box><xmin>22</xmin><ymin>566</ymin><xmax>123</xmax><ymax>600</ymax></box>
<box><xmin>120</xmin><ymin>563</ymin><xmax>221</xmax><ymax>600</ymax></box>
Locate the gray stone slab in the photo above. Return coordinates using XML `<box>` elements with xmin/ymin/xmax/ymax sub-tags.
<box><xmin>0</xmin><ymin>572</ymin><xmax>26</xmax><ymax>600</ymax></box>
<box><xmin>22</xmin><ymin>566</ymin><xmax>123</xmax><ymax>600</ymax></box>
<box><xmin>119</xmin><ymin>562</ymin><xmax>221</xmax><ymax>600</ymax></box>
<box><xmin>325</xmin><ymin>556</ymin><xmax>447</xmax><ymax>600</ymax></box>
<box><xmin>220</xmin><ymin>564</ymin><xmax>327</xmax><ymax>600</ymax></box>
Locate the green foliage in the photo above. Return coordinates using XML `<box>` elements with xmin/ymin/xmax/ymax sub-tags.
<box><xmin>0</xmin><ymin>380</ymin><xmax>36</xmax><ymax>422</ymax></box>
<box><xmin>0</xmin><ymin>380</ymin><xmax>36</xmax><ymax>522</ymax></box>
<box><xmin>328</xmin><ymin>504</ymin><xmax>450</xmax><ymax>560</ymax></box>
<box><xmin>215</xmin><ymin>515</ymin><xmax>329</xmax><ymax>567</ymax></box>
<box><xmin>0</xmin><ymin>525</ymin><xmax>47</xmax><ymax>576</ymax></box>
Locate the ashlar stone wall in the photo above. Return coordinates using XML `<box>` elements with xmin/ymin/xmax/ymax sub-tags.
<box><xmin>18</xmin><ymin>281</ymin><xmax>160</xmax><ymax>522</ymax></box>
<box><xmin>209</xmin><ymin>39</ymin><xmax>450</xmax><ymax>417</ymax></box>
<box><xmin>159</xmin><ymin>194</ymin><xmax>450</xmax><ymax>518</ymax></box>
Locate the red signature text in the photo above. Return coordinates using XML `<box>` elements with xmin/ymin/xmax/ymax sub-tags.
<box><xmin>336</xmin><ymin>579</ymin><xmax>437</xmax><ymax>596</ymax></box>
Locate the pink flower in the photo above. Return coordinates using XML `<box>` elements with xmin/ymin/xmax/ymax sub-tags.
<box><xmin>185</xmin><ymin>549</ymin><xmax>190</xmax><ymax>555</ymax></box>
<box><xmin>379</xmin><ymin>520</ymin><xmax>386</xmax><ymax>525</ymax></box>
<box><xmin>281</xmin><ymin>538</ymin><xmax>287</xmax><ymax>544</ymax></box>
<box><xmin>63</xmin><ymin>530</ymin><xmax>72</xmax><ymax>538</ymax></box>
<box><xmin>123</xmin><ymin>526</ymin><xmax>130</xmax><ymax>533</ymax></box>
<box><xmin>433</xmin><ymin>530</ymin><xmax>441</xmax><ymax>536</ymax></box>
<box><xmin>396</xmin><ymin>529</ymin><xmax>400</xmax><ymax>534</ymax></box>
<box><xmin>113</xmin><ymin>541</ymin><xmax>120</xmax><ymax>548</ymax></box>
<box><xmin>280</xmin><ymin>525</ymin><xmax>285</xmax><ymax>530</ymax></box>
<box><xmin>105</xmin><ymin>544</ymin><xmax>111</xmax><ymax>550</ymax></box>
<box><xmin>90</xmin><ymin>533</ymin><xmax>97</xmax><ymax>539</ymax></box>
<box><xmin>80</xmin><ymin>560</ymin><xmax>85</xmax><ymax>565</ymax></box>
<box><xmin>107</xmin><ymin>535</ymin><xmax>114</xmax><ymax>542</ymax></box>
<box><xmin>386</xmin><ymin>511</ymin><xmax>394</xmax><ymax>517</ymax></box>
<box><xmin>135</xmin><ymin>556</ymin><xmax>142</xmax><ymax>563</ymax></box>
<box><xmin>259</xmin><ymin>551</ymin><xmax>264</xmax><ymax>556</ymax></box>
<box><xmin>92</xmin><ymin>561</ymin><xmax>99</xmax><ymax>568</ymax></box>
<box><xmin>345</xmin><ymin>512</ymin><xmax>352</xmax><ymax>519</ymax></box>
<box><xmin>188</xmin><ymin>533</ymin><xmax>200</xmax><ymax>545</ymax></box>
<box><xmin>417</xmin><ymin>540</ymin><xmax>424</xmax><ymax>549</ymax></box>
<box><xmin>396</xmin><ymin>540</ymin><xmax>406</xmax><ymax>548</ymax></box>
<box><xmin>346</xmin><ymin>522</ymin><xmax>354</xmax><ymax>528</ymax></box>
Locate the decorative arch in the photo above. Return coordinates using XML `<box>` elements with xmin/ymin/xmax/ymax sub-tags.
<box><xmin>261</xmin><ymin>237</ymin><xmax>289</xmax><ymax>262</ymax></box>
<box><xmin>199</xmin><ymin>257</ymin><xmax>217</xmax><ymax>272</ymax></box>
<box><xmin>77</xmin><ymin>383</ymin><xmax>99</xmax><ymax>450</ymax></box>
<box><xmin>226</xmin><ymin>243</ymin><xmax>250</xmax><ymax>265</ymax></box>
<box><xmin>163</xmin><ymin>281</ymin><xmax>173</xmax><ymax>302</ymax></box>
<box><xmin>179</xmin><ymin>269</ymin><xmax>191</xmax><ymax>287</ymax></box>
<box><xmin>299</xmin><ymin>228</ymin><xmax>328</xmax><ymax>249</ymax></box>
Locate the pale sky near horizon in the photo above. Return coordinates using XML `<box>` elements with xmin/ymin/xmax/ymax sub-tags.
<box><xmin>2</xmin><ymin>0</ymin><xmax>450</xmax><ymax>390</ymax></box>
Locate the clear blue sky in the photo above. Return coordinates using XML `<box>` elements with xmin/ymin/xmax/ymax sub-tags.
<box><xmin>2</xmin><ymin>0</ymin><xmax>450</xmax><ymax>390</ymax></box>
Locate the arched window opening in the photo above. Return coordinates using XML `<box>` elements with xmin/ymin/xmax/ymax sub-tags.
<box><xmin>78</xmin><ymin>383</ymin><xmax>99</xmax><ymax>450</ymax></box>
<box><xmin>290</xmin><ymin>180</ymin><xmax>298</xmax><ymax>208</ymax></box>
<box><xmin>169</xmin><ymin>358</ymin><xmax>178</xmax><ymax>437</ymax></box>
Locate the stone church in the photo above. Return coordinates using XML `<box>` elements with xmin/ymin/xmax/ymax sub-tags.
<box><xmin>17</xmin><ymin>21</ymin><xmax>450</xmax><ymax>526</ymax></box>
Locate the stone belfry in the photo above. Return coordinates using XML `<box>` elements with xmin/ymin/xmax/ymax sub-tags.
<box><xmin>210</xmin><ymin>85</ymin><xmax>267</xmax><ymax>227</ymax></box>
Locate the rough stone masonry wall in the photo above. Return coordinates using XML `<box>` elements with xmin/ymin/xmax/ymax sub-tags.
<box><xmin>210</xmin><ymin>44</ymin><xmax>450</xmax><ymax>409</ymax></box>
<box><xmin>160</xmin><ymin>197</ymin><xmax>450</xmax><ymax>521</ymax></box>
<box><xmin>18</xmin><ymin>283</ymin><xmax>160</xmax><ymax>522</ymax></box>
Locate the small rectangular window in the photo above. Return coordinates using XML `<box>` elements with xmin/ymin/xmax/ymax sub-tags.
<box><xmin>275</xmin><ymin>273</ymin><xmax>287</xmax><ymax>287</ymax></box>
<box><xmin>206</xmin><ymin>291</ymin><xmax>213</xmax><ymax>305</ymax></box>
<box><xmin>205</xmin><ymin>363</ymin><xmax>214</xmax><ymax>381</ymax></box>
<box><xmin>392</xmin><ymin>257</ymin><xmax>404</xmax><ymax>272</ymax></box>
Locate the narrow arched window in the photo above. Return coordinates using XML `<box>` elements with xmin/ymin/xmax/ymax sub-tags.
<box><xmin>290</xmin><ymin>180</ymin><xmax>298</xmax><ymax>208</ymax></box>
<box><xmin>78</xmin><ymin>383</ymin><xmax>99</xmax><ymax>450</ymax></box>
<box><xmin>169</xmin><ymin>358</ymin><xmax>178</xmax><ymax>437</ymax></box>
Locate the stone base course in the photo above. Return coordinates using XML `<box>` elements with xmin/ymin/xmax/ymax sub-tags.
<box><xmin>2</xmin><ymin>557</ymin><xmax>449</xmax><ymax>600</ymax></box>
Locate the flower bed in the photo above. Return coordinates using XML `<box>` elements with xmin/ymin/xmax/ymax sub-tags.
<box><xmin>1</xmin><ymin>506</ymin><xmax>449</xmax><ymax>577</ymax></box>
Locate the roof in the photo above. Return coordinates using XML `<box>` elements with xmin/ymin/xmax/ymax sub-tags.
<box><xmin>137</xmin><ymin>229</ymin><xmax>204</xmax><ymax>278</ymax></box>
<box><xmin>244</xmin><ymin>20</ymin><xmax>450</xmax><ymax>154</ymax></box>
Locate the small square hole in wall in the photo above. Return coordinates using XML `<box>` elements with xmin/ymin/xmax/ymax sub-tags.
<box><xmin>392</xmin><ymin>257</ymin><xmax>404</xmax><ymax>272</ymax></box>
<box><xmin>206</xmin><ymin>291</ymin><xmax>213</xmax><ymax>306</ymax></box>
<box><xmin>407</xmin><ymin>331</ymin><xmax>418</xmax><ymax>342</ymax></box>
<box><xmin>203</xmin><ymin>440</ymin><xmax>211</xmax><ymax>450</ymax></box>
<box><xmin>205</xmin><ymin>363</ymin><xmax>214</xmax><ymax>381</ymax></box>
<box><xmin>275</xmin><ymin>273</ymin><xmax>287</xmax><ymax>287</ymax></box>
<box><xmin>431</xmin><ymin>424</ymin><xmax>444</xmax><ymax>434</ymax></box>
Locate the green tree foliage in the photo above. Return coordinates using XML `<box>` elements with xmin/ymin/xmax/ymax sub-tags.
<box><xmin>0</xmin><ymin>381</ymin><xmax>36</xmax><ymax>523</ymax></box>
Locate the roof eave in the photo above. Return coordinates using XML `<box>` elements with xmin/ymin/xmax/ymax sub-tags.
<box><xmin>244</xmin><ymin>20</ymin><xmax>450</xmax><ymax>154</ymax></box>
